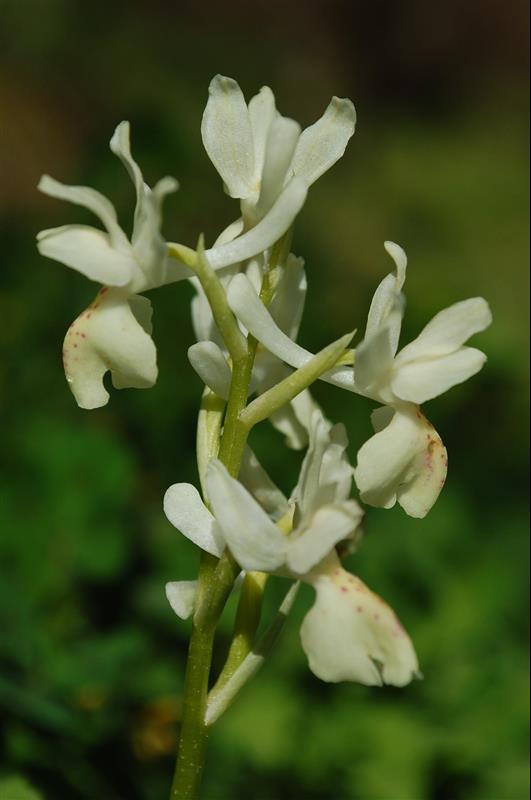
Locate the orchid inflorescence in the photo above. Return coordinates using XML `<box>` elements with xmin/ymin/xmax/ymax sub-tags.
<box><xmin>37</xmin><ymin>74</ymin><xmax>492</xmax><ymax>793</ymax></box>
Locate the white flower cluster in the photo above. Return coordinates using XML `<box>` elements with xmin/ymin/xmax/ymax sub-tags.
<box><xmin>38</xmin><ymin>76</ymin><xmax>491</xmax><ymax>689</ymax></box>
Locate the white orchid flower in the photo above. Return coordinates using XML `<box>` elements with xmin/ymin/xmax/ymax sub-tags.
<box><xmin>352</xmin><ymin>241</ymin><xmax>492</xmax><ymax>516</ymax></box>
<box><xmin>37</xmin><ymin>121</ymin><xmax>186</xmax><ymax>409</ymax></box>
<box><xmin>226</xmin><ymin>242</ymin><xmax>491</xmax><ymax>517</ymax></box>
<box><xmin>201</xmin><ymin>74</ymin><xmax>356</xmax><ymax>226</ymax></box>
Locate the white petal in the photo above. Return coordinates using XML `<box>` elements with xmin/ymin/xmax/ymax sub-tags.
<box><xmin>205</xmin><ymin>177</ymin><xmax>308</xmax><ymax>269</ymax></box>
<box><xmin>37</xmin><ymin>225</ymin><xmax>134</xmax><ymax>286</ymax></box>
<box><xmin>164</xmin><ymin>482</ymin><xmax>224</xmax><ymax>557</ymax></box>
<box><xmin>213</xmin><ymin>217</ymin><xmax>244</xmax><ymax>247</ymax></box>
<box><xmin>289</xmin><ymin>97</ymin><xmax>356</xmax><ymax>186</ymax></box>
<box><xmin>109</xmin><ymin>121</ymin><xmax>144</xmax><ymax>212</ymax></box>
<box><xmin>354</xmin><ymin>405</ymin><xmax>427</xmax><ymax>510</ymax></box>
<box><xmin>392</xmin><ymin>347</ymin><xmax>488</xmax><ymax>404</ymax></box>
<box><xmin>267</xmin><ymin>388</ymin><xmax>317</xmax><ymax>450</ymax></box>
<box><xmin>294</xmin><ymin>409</ymin><xmax>332</xmax><ymax>515</ymax></box>
<box><xmin>165</xmin><ymin>581</ymin><xmax>198</xmax><ymax>620</ymax></box>
<box><xmin>287</xmin><ymin>502</ymin><xmax>362</xmax><ymax>575</ymax></box>
<box><xmin>62</xmin><ymin>288</ymin><xmax>157</xmax><ymax>409</ymax></box>
<box><xmin>201</xmin><ymin>75</ymin><xmax>256</xmax><ymax>199</ymax></box>
<box><xmin>396</xmin><ymin>297</ymin><xmax>492</xmax><ymax>363</ymax></box>
<box><xmin>228</xmin><ymin>273</ymin><xmax>356</xmax><ymax>392</ymax></box>
<box><xmin>128</xmin><ymin>293</ymin><xmax>154</xmax><ymax>334</ymax></box>
<box><xmin>38</xmin><ymin>174</ymin><xmax>128</xmax><ymax>248</ymax></box>
<box><xmin>206</xmin><ymin>460</ymin><xmax>287</xmax><ymax>572</ymax></box>
<box><xmin>268</xmin><ymin>254</ymin><xmax>307</xmax><ymax>340</ymax></box>
<box><xmin>188</xmin><ymin>341</ymin><xmax>231</xmax><ymax>399</ymax></box>
<box><xmin>364</xmin><ymin>241</ymin><xmax>407</xmax><ymax>349</ymax></box>
<box><xmin>190</xmin><ymin>285</ymin><xmax>217</xmax><ymax>344</ymax></box>
<box><xmin>248</xmin><ymin>85</ymin><xmax>276</xmax><ymax>180</ymax></box>
<box><xmin>240</xmin><ymin>447</ymin><xmax>289</xmax><ymax>519</ymax></box>
<box><xmin>301</xmin><ymin>567</ymin><xmax>419</xmax><ymax>686</ymax></box>
<box><xmin>256</xmin><ymin>115</ymin><xmax>301</xmax><ymax>216</ymax></box>
<box><xmin>398</xmin><ymin>416</ymin><xmax>447</xmax><ymax>518</ymax></box>
<box><xmin>353</xmin><ymin>324</ymin><xmax>395</xmax><ymax>401</ymax></box>
<box><xmin>354</xmin><ymin>405</ymin><xmax>446</xmax><ymax>517</ymax></box>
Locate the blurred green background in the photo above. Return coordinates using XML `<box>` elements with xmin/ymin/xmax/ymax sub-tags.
<box><xmin>0</xmin><ymin>1</ymin><xmax>529</xmax><ymax>798</ymax></box>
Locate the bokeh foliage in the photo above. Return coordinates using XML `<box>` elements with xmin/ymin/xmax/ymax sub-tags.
<box><xmin>0</xmin><ymin>2</ymin><xmax>529</xmax><ymax>798</ymax></box>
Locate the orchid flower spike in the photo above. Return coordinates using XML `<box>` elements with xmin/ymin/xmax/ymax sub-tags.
<box><xmin>36</xmin><ymin>122</ymin><xmax>186</xmax><ymax>409</ymax></box>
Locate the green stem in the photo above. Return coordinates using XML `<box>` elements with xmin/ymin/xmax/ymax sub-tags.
<box><xmin>170</xmin><ymin>233</ymin><xmax>293</xmax><ymax>798</ymax></box>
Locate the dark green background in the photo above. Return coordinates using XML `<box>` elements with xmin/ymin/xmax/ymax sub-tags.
<box><xmin>0</xmin><ymin>2</ymin><xmax>529</xmax><ymax>798</ymax></box>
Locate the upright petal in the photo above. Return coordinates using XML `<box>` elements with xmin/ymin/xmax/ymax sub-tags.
<box><xmin>289</xmin><ymin>97</ymin><xmax>356</xmax><ymax>186</ymax></box>
<box><xmin>268</xmin><ymin>254</ymin><xmax>307</xmax><ymax>340</ymax></box>
<box><xmin>164</xmin><ymin>482</ymin><xmax>225</xmax><ymax>557</ymax></box>
<box><xmin>206</xmin><ymin>460</ymin><xmax>287</xmax><ymax>572</ymax></box>
<box><xmin>353</xmin><ymin>324</ymin><xmax>396</xmax><ymax>402</ymax></box>
<box><xmin>240</xmin><ymin>447</ymin><xmax>289</xmax><ymax>519</ymax></box>
<box><xmin>201</xmin><ymin>75</ymin><xmax>256</xmax><ymax>200</ymax></box>
<box><xmin>62</xmin><ymin>288</ymin><xmax>157</xmax><ymax>409</ymax></box>
<box><xmin>300</xmin><ymin>566</ymin><xmax>419</xmax><ymax>686</ymax></box>
<box><xmin>37</xmin><ymin>225</ymin><xmax>134</xmax><ymax>286</ymax></box>
<box><xmin>255</xmin><ymin>115</ymin><xmax>301</xmax><ymax>217</ymax></box>
<box><xmin>294</xmin><ymin>409</ymin><xmax>333</xmax><ymax>515</ymax></box>
<box><xmin>364</xmin><ymin>241</ymin><xmax>407</xmax><ymax>350</ymax></box>
<box><xmin>248</xmin><ymin>85</ymin><xmax>276</xmax><ymax>180</ymax></box>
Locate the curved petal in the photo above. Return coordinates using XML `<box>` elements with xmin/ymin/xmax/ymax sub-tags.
<box><xmin>289</xmin><ymin>97</ymin><xmax>356</xmax><ymax>186</ymax></box>
<box><xmin>268</xmin><ymin>254</ymin><xmax>307</xmax><ymax>340</ymax></box>
<box><xmin>354</xmin><ymin>405</ymin><xmax>426</xmax><ymax>510</ymax></box>
<box><xmin>228</xmin><ymin>273</ymin><xmax>356</xmax><ymax>392</ymax></box>
<box><xmin>62</xmin><ymin>289</ymin><xmax>157</xmax><ymax>409</ymax></box>
<box><xmin>353</xmin><ymin>324</ymin><xmax>395</xmax><ymax>401</ymax></box>
<box><xmin>165</xmin><ymin>581</ymin><xmax>198</xmax><ymax>620</ymax></box>
<box><xmin>248</xmin><ymin>85</ymin><xmax>276</xmax><ymax>180</ymax></box>
<box><xmin>37</xmin><ymin>225</ymin><xmax>134</xmax><ymax>286</ymax></box>
<box><xmin>294</xmin><ymin>409</ymin><xmax>332</xmax><ymax>514</ymax></box>
<box><xmin>256</xmin><ymin>116</ymin><xmax>301</xmax><ymax>216</ymax></box>
<box><xmin>201</xmin><ymin>75</ymin><xmax>256</xmax><ymax>199</ymax></box>
<box><xmin>392</xmin><ymin>347</ymin><xmax>488</xmax><ymax>404</ymax></box>
<box><xmin>38</xmin><ymin>174</ymin><xmax>128</xmax><ymax>248</ymax></box>
<box><xmin>213</xmin><ymin>217</ymin><xmax>245</xmax><ymax>247</ymax></box>
<box><xmin>287</xmin><ymin>501</ymin><xmax>363</xmax><ymax>575</ymax></box>
<box><xmin>206</xmin><ymin>460</ymin><xmax>287</xmax><ymax>572</ymax></box>
<box><xmin>396</xmin><ymin>297</ymin><xmax>492</xmax><ymax>363</ymax></box>
<box><xmin>240</xmin><ymin>447</ymin><xmax>289</xmax><ymax>519</ymax></box>
<box><xmin>268</xmin><ymin>388</ymin><xmax>318</xmax><ymax>450</ymax></box>
<box><xmin>205</xmin><ymin>177</ymin><xmax>308</xmax><ymax>269</ymax></box>
<box><xmin>398</xmin><ymin>416</ymin><xmax>447</xmax><ymax>518</ymax></box>
<box><xmin>164</xmin><ymin>482</ymin><xmax>224</xmax><ymax>557</ymax></box>
<box><xmin>364</xmin><ymin>242</ymin><xmax>407</xmax><ymax>351</ymax></box>
<box><xmin>188</xmin><ymin>341</ymin><xmax>231</xmax><ymax>399</ymax></box>
<box><xmin>300</xmin><ymin>567</ymin><xmax>419</xmax><ymax>686</ymax></box>
<box><xmin>354</xmin><ymin>405</ymin><xmax>446</xmax><ymax>517</ymax></box>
